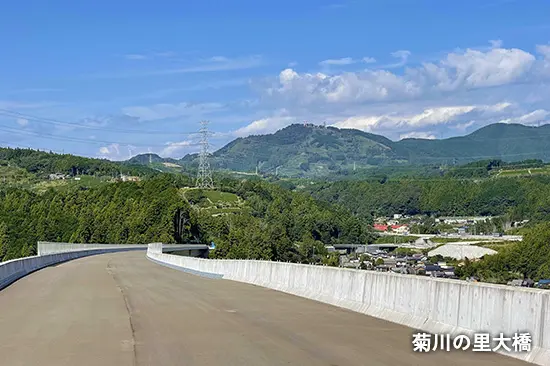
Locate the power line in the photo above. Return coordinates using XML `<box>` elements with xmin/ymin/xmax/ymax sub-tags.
<box><xmin>0</xmin><ymin>124</ymin><xmax>204</xmax><ymax>148</ymax></box>
<box><xmin>0</xmin><ymin>108</ymin><xmax>200</xmax><ymax>136</ymax></box>
<box><xmin>196</xmin><ymin>120</ymin><xmax>214</xmax><ymax>189</ymax></box>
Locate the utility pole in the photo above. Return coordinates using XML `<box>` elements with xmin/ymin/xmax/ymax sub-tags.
<box><xmin>196</xmin><ymin>120</ymin><xmax>214</xmax><ymax>189</ymax></box>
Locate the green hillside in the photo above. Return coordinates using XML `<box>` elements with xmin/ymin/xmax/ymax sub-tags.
<box><xmin>398</xmin><ymin>123</ymin><xmax>550</xmax><ymax>164</ymax></box>
<box><xmin>172</xmin><ymin>123</ymin><xmax>550</xmax><ymax>178</ymax></box>
<box><xmin>179</xmin><ymin>124</ymin><xmax>410</xmax><ymax>176</ymax></box>
<box><xmin>0</xmin><ymin>147</ymin><xmax>158</xmax><ymax>179</ymax></box>
<box><xmin>127</xmin><ymin>153</ymin><xmax>179</xmax><ymax>166</ymax></box>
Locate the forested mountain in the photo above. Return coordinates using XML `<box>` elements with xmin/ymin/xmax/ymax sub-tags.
<box><xmin>128</xmin><ymin>153</ymin><xmax>179</xmax><ymax>165</ymax></box>
<box><xmin>0</xmin><ymin>147</ymin><xmax>157</xmax><ymax>178</ymax></box>
<box><xmin>398</xmin><ymin>123</ymin><xmax>550</xmax><ymax>164</ymax></box>
<box><xmin>172</xmin><ymin>123</ymin><xmax>550</xmax><ymax>177</ymax></box>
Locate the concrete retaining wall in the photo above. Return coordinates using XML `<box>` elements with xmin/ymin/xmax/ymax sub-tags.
<box><xmin>147</xmin><ymin>244</ymin><xmax>550</xmax><ymax>365</ymax></box>
<box><xmin>0</xmin><ymin>243</ymin><xmax>149</xmax><ymax>291</ymax></box>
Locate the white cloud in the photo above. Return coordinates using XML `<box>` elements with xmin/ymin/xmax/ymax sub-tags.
<box><xmin>407</xmin><ymin>106</ymin><xmax>477</xmax><ymax>126</ymax></box>
<box><xmin>319</xmin><ymin>57</ymin><xmax>356</xmax><ymax>66</ymax></box>
<box><xmin>98</xmin><ymin>144</ymin><xmax>121</xmax><ymax>160</ymax></box>
<box><xmin>384</xmin><ymin>50</ymin><xmax>411</xmax><ymax>68</ymax></box>
<box><xmin>453</xmin><ymin>120</ymin><xmax>476</xmax><ymax>131</ymax></box>
<box><xmin>271</xmin><ymin>68</ymin><xmax>421</xmax><ymax>104</ymax></box>
<box><xmin>500</xmin><ymin>109</ymin><xmax>549</xmax><ymax>125</ymax></box>
<box><xmin>331</xmin><ymin>103</ymin><xmax>513</xmax><ymax>132</ymax></box>
<box><xmin>538</xmin><ymin>44</ymin><xmax>550</xmax><ymax>58</ymax></box>
<box><xmin>16</xmin><ymin>118</ymin><xmax>29</xmax><ymax>126</ymax></box>
<box><xmin>538</xmin><ymin>44</ymin><xmax>550</xmax><ymax>76</ymax></box>
<box><xmin>265</xmin><ymin>44</ymin><xmax>546</xmax><ymax>107</ymax></box>
<box><xmin>96</xmin><ymin>140</ymin><xmax>197</xmax><ymax>160</ymax></box>
<box><xmin>489</xmin><ymin>39</ymin><xmax>503</xmax><ymax>49</ymax></box>
<box><xmin>399</xmin><ymin>131</ymin><xmax>437</xmax><ymax>140</ymax></box>
<box><xmin>362</xmin><ymin>57</ymin><xmax>376</xmax><ymax>64</ymax></box>
<box><xmin>122</xmin><ymin>102</ymin><xmax>224</xmax><ymax>121</ymax></box>
<box><xmin>161</xmin><ymin>140</ymin><xmax>195</xmax><ymax>157</ymax></box>
<box><xmin>423</xmin><ymin>47</ymin><xmax>536</xmax><ymax>91</ymax></box>
<box><xmin>233</xmin><ymin>116</ymin><xmax>296</xmax><ymax>137</ymax></box>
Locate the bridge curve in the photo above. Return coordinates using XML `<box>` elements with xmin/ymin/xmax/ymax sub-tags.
<box><xmin>0</xmin><ymin>251</ymin><xmax>529</xmax><ymax>366</ymax></box>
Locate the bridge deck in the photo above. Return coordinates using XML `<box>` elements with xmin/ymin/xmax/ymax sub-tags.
<box><xmin>0</xmin><ymin>252</ymin><xmax>530</xmax><ymax>366</ymax></box>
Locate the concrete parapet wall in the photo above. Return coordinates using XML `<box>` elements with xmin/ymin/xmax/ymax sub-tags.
<box><xmin>147</xmin><ymin>244</ymin><xmax>550</xmax><ymax>365</ymax></box>
<box><xmin>38</xmin><ymin>241</ymin><xmax>148</xmax><ymax>255</ymax></box>
<box><xmin>0</xmin><ymin>243</ymin><xmax>149</xmax><ymax>291</ymax></box>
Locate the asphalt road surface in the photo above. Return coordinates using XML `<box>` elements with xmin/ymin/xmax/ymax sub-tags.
<box><xmin>0</xmin><ymin>252</ymin><xmax>532</xmax><ymax>366</ymax></box>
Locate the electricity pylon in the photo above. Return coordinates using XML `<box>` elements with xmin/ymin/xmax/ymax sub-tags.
<box><xmin>196</xmin><ymin>120</ymin><xmax>214</xmax><ymax>189</ymax></box>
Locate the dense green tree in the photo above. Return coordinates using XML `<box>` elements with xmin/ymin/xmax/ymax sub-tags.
<box><xmin>0</xmin><ymin>221</ymin><xmax>8</xmax><ymax>261</ymax></box>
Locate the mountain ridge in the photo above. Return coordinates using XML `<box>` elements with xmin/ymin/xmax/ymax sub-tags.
<box><xmin>129</xmin><ymin>123</ymin><xmax>550</xmax><ymax>177</ymax></box>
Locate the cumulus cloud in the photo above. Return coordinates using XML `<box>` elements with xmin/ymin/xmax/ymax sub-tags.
<box><xmin>233</xmin><ymin>116</ymin><xmax>296</xmax><ymax>137</ymax></box>
<box><xmin>500</xmin><ymin>109</ymin><xmax>549</xmax><ymax>125</ymax></box>
<box><xmin>161</xmin><ymin>140</ymin><xmax>195</xmax><ymax>157</ymax></box>
<box><xmin>537</xmin><ymin>44</ymin><xmax>550</xmax><ymax>58</ymax></box>
<box><xmin>537</xmin><ymin>44</ymin><xmax>550</xmax><ymax>76</ymax></box>
<box><xmin>272</xmin><ymin>68</ymin><xmax>420</xmax><ymax>104</ymax></box>
<box><xmin>423</xmin><ymin>47</ymin><xmax>536</xmax><ymax>91</ymax></box>
<box><xmin>98</xmin><ymin>144</ymin><xmax>121</xmax><ymax>160</ymax></box>
<box><xmin>399</xmin><ymin>131</ymin><xmax>437</xmax><ymax>140</ymax></box>
<box><xmin>331</xmin><ymin>103</ymin><xmax>513</xmax><ymax>132</ymax></box>
<box><xmin>362</xmin><ymin>56</ymin><xmax>376</xmax><ymax>64</ymax></box>
<box><xmin>489</xmin><ymin>39</ymin><xmax>503</xmax><ymax>49</ymax></box>
<box><xmin>265</xmin><ymin>44</ymin><xmax>546</xmax><ymax>107</ymax></box>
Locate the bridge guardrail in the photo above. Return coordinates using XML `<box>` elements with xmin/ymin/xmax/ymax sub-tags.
<box><xmin>0</xmin><ymin>243</ymin><xmax>149</xmax><ymax>291</ymax></box>
<box><xmin>147</xmin><ymin>243</ymin><xmax>549</xmax><ymax>366</ymax></box>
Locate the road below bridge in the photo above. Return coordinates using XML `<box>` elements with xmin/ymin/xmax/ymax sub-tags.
<box><xmin>0</xmin><ymin>252</ymin><xmax>531</xmax><ymax>366</ymax></box>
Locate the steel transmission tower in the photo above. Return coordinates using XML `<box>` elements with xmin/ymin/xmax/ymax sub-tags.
<box><xmin>196</xmin><ymin>120</ymin><xmax>214</xmax><ymax>189</ymax></box>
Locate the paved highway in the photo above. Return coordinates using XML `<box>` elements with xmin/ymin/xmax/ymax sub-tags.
<box><xmin>0</xmin><ymin>252</ymin><xmax>531</xmax><ymax>366</ymax></box>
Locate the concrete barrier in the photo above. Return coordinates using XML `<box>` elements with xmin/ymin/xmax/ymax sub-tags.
<box><xmin>147</xmin><ymin>244</ymin><xmax>550</xmax><ymax>365</ymax></box>
<box><xmin>0</xmin><ymin>243</ymin><xmax>149</xmax><ymax>291</ymax></box>
<box><xmin>37</xmin><ymin>241</ymin><xmax>148</xmax><ymax>255</ymax></box>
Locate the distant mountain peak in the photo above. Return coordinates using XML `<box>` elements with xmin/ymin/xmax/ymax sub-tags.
<box><xmin>127</xmin><ymin>153</ymin><xmax>169</xmax><ymax>165</ymax></box>
<box><xmin>166</xmin><ymin>122</ymin><xmax>550</xmax><ymax>177</ymax></box>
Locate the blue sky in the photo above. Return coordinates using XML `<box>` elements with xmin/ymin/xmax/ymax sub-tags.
<box><xmin>1</xmin><ymin>0</ymin><xmax>550</xmax><ymax>159</ymax></box>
